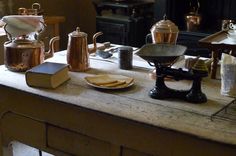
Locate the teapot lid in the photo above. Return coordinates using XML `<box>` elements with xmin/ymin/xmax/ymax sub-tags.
<box><xmin>151</xmin><ymin>15</ymin><xmax>179</xmax><ymax>33</ymax></box>
<box><xmin>69</xmin><ymin>27</ymin><xmax>87</xmax><ymax>37</ymax></box>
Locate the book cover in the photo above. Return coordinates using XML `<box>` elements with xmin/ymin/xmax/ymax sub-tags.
<box><xmin>25</xmin><ymin>62</ymin><xmax>70</xmax><ymax>89</ymax></box>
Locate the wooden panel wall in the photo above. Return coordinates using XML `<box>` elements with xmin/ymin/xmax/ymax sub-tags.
<box><xmin>0</xmin><ymin>0</ymin><xmax>97</xmax><ymax>49</ymax></box>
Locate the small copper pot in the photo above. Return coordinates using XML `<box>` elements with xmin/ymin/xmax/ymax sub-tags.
<box><xmin>150</xmin><ymin>15</ymin><xmax>179</xmax><ymax>44</ymax></box>
<box><xmin>185</xmin><ymin>12</ymin><xmax>202</xmax><ymax>32</ymax></box>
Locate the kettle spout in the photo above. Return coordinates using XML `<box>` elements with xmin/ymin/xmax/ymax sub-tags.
<box><xmin>45</xmin><ymin>36</ymin><xmax>60</xmax><ymax>59</ymax></box>
<box><xmin>88</xmin><ymin>32</ymin><xmax>103</xmax><ymax>54</ymax></box>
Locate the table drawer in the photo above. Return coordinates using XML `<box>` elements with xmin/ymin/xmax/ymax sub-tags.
<box><xmin>1</xmin><ymin>112</ymin><xmax>46</xmax><ymax>148</ymax></box>
<box><xmin>47</xmin><ymin>125</ymin><xmax>111</xmax><ymax>156</ymax></box>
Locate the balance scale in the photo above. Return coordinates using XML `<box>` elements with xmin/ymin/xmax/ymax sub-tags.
<box><xmin>136</xmin><ymin>44</ymin><xmax>208</xmax><ymax>103</ymax></box>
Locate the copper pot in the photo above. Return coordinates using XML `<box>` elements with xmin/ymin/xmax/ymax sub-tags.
<box><xmin>4</xmin><ymin>36</ymin><xmax>59</xmax><ymax>72</ymax></box>
<box><xmin>185</xmin><ymin>12</ymin><xmax>201</xmax><ymax>32</ymax></box>
<box><xmin>150</xmin><ymin>15</ymin><xmax>179</xmax><ymax>44</ymax></box>
<box><xmin>149</xmin><ymin>15</ymin><xmax>179</xmax><ymax>79</ymax></box>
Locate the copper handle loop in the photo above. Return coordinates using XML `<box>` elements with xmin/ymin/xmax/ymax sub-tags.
<box><xmin>32</xmin><ymin>3</ymin><xmax>41</xmax><ymax>10</ymax></box>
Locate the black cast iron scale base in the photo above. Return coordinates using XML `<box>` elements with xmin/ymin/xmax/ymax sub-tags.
<box><xmin>135</xmin><ymin>44</ymin><xmax>208</xmax><ymax>104</ymax></box>
<box><xmin>149</xmin><ymin>66</ymin><xmax>208</xmax><ymax>104</ymax></box>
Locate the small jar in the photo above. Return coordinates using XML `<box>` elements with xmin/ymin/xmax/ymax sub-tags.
<box><xmin>118</xmin><ymin>46</ymin><xmax>133</xmax><ymax>70</ymax></box>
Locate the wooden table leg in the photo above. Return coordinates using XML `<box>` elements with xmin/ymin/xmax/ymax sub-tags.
<box><xmin>211</xmin><ymin>50</ymin><xmax>219</xmax><ymax>79</ymax></box>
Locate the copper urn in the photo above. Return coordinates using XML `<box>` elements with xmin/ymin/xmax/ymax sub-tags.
<box><xmin>150</xmin><ymin>15</ymin><xmax>179</xmax><ymax>44</ymax></box>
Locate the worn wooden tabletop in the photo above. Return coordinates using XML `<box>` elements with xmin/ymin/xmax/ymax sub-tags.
<box><xmin>0</xmin><ymin>50</ymin><xmax>235</xmax><ymax>147</ymax></box>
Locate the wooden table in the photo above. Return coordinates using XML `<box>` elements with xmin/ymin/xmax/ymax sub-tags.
<box><xmin>0</xmin><ymin>50</ymin><xmax>236</xmax><ymax>156</ymax></box>
<box><xmin>199</xmin><ymin>30</ymin><xmax>236</xmax><ymax>79</ymax></box>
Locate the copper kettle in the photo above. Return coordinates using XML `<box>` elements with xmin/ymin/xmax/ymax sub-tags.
<box><xmin>4</xmin><ymin>24</ymin><xmax>59</xmax><ymax>72</ymax></box>
<box><xmin>67</xmin><ymin>27</ymin><xmax>103</xmax><ymax>71</ymax></box>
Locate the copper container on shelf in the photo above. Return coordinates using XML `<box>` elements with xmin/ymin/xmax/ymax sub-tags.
<box><xmin>185</xmin><ymin>12</ymin><xmax>201</xmax><ymax>32</ymax></box>
<box><xmin>150</xmin><ymin>15</ymin><xmax>179</xmax><ymax>44</ymax></box>
<box><xmin>185</xmin><ymin>0</ymin><xmax>201</xmax><ymax>32</ymax></box>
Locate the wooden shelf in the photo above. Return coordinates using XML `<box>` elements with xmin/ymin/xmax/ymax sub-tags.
<box><xmin>199</xmin><ymin>31</ymin><xmax>236</xmax><ymax>79</ymax></box>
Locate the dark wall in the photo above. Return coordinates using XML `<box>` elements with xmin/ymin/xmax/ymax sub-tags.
<box><xmin>0</xmin><ymin>0</ymin><xmax>97</xmax><ymax>50</ymax></box>
<box><xmin>154</xmin><ymin>0</ymin><xmax>236</xmax><ymax>32</ymax></box>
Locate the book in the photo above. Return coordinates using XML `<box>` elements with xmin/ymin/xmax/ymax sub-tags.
<box><xmin>25</xmin><ymin>62</ymin><xmax>70</xmax><ymax>89</ymax></box>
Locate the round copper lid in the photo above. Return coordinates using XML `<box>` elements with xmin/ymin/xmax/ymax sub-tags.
<box><xmin>69</xmin><ymin>27</ymin><xmax>87</xmax><ymax>37</ymax></box>
<box><xmin>151</xmin><ymin>15</ymin><xmax>179</xmax><ymax>33</ymax></box>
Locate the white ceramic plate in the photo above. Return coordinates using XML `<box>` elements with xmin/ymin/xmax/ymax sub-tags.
<box><xmin>85</xmin><ymin>74</ymin><xmax>134</xmax><ymax>90</ymax></box>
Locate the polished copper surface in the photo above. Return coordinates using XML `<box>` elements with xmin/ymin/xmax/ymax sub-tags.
<box><xmin>4</xmin><ymin>37</ymin><xmax>59</xmax><ymax>72</ymax></box>
<box><xmin>67</xmin><ymin>27</ymin><xmax>102</xmax><ymax>72</ymax></box>
<box><xmin>4</xmin><ymin>41</ymin><xmax>44</xmax><ymax>72</ymax></box>
<box><xmin>150</xmin><ymin>15</ymin><xmax>179</xmax><ymax>44</ymax></box>
<box><xmin>151</xmin><ymin>32</ymin><xmax>179</xmax><ymax>44</ymax></box>
<box><xmin>185</xmin><ymin>13</ymin><xmax>202</xmax><ymax>32</ymax></box>
<box><xmin>67</xmin><ymin>36</ymin><xmax>89</xmax><ymax>72</ymax></box>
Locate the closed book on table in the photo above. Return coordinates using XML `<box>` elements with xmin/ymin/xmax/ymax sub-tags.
<box><xmin>25</xmin><ymin>62</ymin><xmax>70</xmax><ymax>89</ymax></box>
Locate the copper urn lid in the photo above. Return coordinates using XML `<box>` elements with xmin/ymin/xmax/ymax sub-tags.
<box><xmin>150</xmin><ymin>15</ymin><xmax>179</xmax><ymax>44</ymax></box>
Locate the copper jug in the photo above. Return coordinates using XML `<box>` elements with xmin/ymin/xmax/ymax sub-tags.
<box><xmin>3</xmin><ymin>24</ymin><xmax>59</xmax><ymax>72</ymax></box>
<box><xmin>67</xmin><ymin>27</ymin><xmax>103</xmax><ymax>72</ymax></box>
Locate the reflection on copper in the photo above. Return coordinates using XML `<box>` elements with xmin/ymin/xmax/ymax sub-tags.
<box><xmin>185</xmin><ymin>13</ymin><xmax>201</xmax><ymax>32</ymax></box>
<box><xmin>4</xmin><ymin>46</ymin><xmax>43</xmax><ymax>72</ymax></box>
<box><xmin>151</xmin><ymin>32</ymin><xmax>178</xmax><ymax>44</ymax></box>
<box><xmin>67</xmin><ymin>36</ymin><xmax>90</xmax><ymax>72</ymax></box>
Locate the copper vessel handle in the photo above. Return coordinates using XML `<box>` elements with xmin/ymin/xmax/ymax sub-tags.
<box><xmin>89</xmin><ymin>32</ymin><xmax>103</xmax><ymax>54</ymax></box>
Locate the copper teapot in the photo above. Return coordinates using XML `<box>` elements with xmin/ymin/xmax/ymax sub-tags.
<box><xmin>4</xmin><ymin>24</ymin><xmax>59</xmax><ymax>72</ymax></box>
<box><xmin>67</xmin><ymin>27</ymin><xmax>103</xmax><ymax>71</ymax></box>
